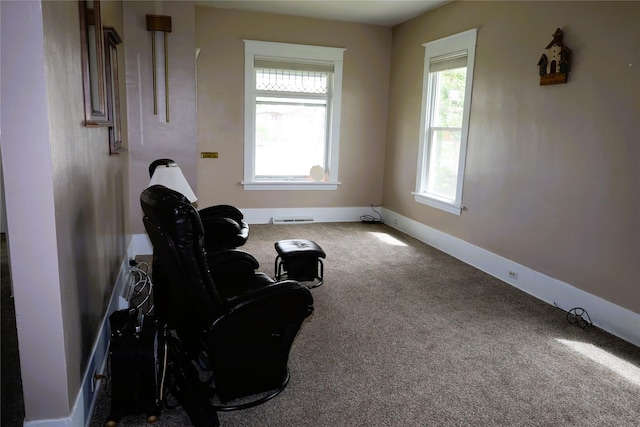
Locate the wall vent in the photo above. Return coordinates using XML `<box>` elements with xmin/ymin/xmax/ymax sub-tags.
<box><xmin>272</xmin><ymin>216</ymin><xmax>315</xmax><ymax>225</ymax></box>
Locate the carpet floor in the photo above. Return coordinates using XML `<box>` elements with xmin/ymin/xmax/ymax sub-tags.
<box><xmin>2</xmin><ymin>224</ymin><xmax>639</xmax><ymax>427</ymax></box>
<box><xmin>1</xmin><ymin>233</ymin><xmax>25</xmax><ymax>427</ymax></box>
<box><xmin>89</xmin><ymin>223</ymin><xmax>640</xmax><ymax>427</ymax></box>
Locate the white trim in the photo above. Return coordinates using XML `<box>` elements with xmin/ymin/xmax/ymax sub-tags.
<box><xmin>244</xmin><ymin>40</ymin><xmax>345</xmax><ymax>62</ymax></box>
<box><xmin>415</xmin><ymin>28</ymin><xmax>478</xmax><ymax>214</ymax></box>
<box><xmin>242</xmin><ymin>206</ymin><xmax>373</xmax><ymax>225</ymax></box>
<box><xmin>243</xmin><ymin>40</ymin><xmax>345</xmax><ymax>189</ymax></box>
<box><xmin>243</xmin><ymin>45</ymin><xmax>257</xmax><ymax>185</ymax></box>
<box><xmin>382</xmin><ymin>208</ymin><xmax>640</xmax><ymax>348</ymax></box>
<box><xmin>241</xmin><ymin>181</ymin><xmax>340</xmax><ymax>191</ymax></box>
<box><xmin>127</xmin><ymin>207</ymin><xmax>369</xmax><ymax>254</ymax></box>
<box><xmin>421</xmin><ymin>29</ymin><xmax>478</xmax><ymax>59</ymax></box>
<box><xmin>328</xmin><ymin>57</ymin><xmax>344</xmax><ymax>183</ymax></box>
<box><xmin>412</xmin><ymin>192</ymin><xmax>462</xmax><ymax>215</ymax></box>
<box><xmin>129</xmin><ymin>207</ymin><xmax>370</xmax><ymax>245</ymax></box>
<box><xmin>129</xmin><ymin>232</ymin><xmax>153</xmax><ymax>256</ymax></box>
<box><xmin>24</xmin><ymin>236</ymin><xmax>144</xmax><ymax>427</ymax></box>
<box><xmin>272</xmin><ymin>216</ymin><xmax>315</xmax><ymax>225</ymax></box>
<box><xmin>23</xmin><ymin>420</ymin><xmax>70</xmax><ymax>427</ymax></box>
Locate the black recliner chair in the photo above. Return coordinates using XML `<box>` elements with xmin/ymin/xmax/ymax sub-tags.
<box><xmin>140</xmin><ymin>185</ymin><xmax>314</xmax><ymax>407</ymax></box>
<box><xmin>149</xmin><ymin>159</ymin><xmax>249</xmax><ymax>252</ymax></box>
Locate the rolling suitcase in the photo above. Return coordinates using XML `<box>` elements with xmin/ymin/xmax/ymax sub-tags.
<box><xmin>106</xmin><ymin>308</ymin><xmax>165</xmax><ymax>425</ymax></box>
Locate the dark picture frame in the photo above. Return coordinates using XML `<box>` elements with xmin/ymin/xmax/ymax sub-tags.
<box><xmin>79</xmin><ymin>0</ymin><xmax>111</xmax><ymax>126</ymax></box>
<box><xmin>104</xmin><ymin>26</ymin><xmax>123</xmax><ymax>153</ymax></box>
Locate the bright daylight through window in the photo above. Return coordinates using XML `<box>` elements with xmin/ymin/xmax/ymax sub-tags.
<box><xmin>414</xmin><ymin>29</ymin><xmax>477</xmax><ymax>214</ymax></box>
<box><xmin>243</xmin><ymin>40</ymin><xmax>345</xmax><ymax>190</ymax></box>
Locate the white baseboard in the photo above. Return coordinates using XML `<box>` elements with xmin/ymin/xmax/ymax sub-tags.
<box><xmin>381</xmin><ymin>208</ymin><xmax>640</xmax><ymax>348</ymax></box>
<box><xmin>241</xmin><ymin>206</ymin><xmax>373</xmax><ymax>224</ymax></box>
<box><xmin>127</xmin><ymin>205</ymin><xmax>372</xmax><ymax>256</ymax></box>
<box><xmin>23</xmin><ymin>236</ymin><xmax>144</xmax><ymax>427</ymax></box>
<box><xmin>130</xmin><ymin>233</ymin><xmax>153</xmax><ymax>257</ymax></box>
<box><xmin>129</xmin><ymin>212</ymin><xmax>640</xmax><ymax>348</ymax></box>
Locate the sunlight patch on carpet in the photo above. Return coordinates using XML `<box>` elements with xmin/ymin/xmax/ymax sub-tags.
<box><xmin>369</xmin><ymin>232</ymin><xmax>408</xmax><ymax>247</ymax></box>
<box><xmin>557</xmin><ymin>339</ymin><xmax>640</xmax><ymax>386</ymax></box>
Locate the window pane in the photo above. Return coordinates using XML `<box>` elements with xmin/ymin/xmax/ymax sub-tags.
<box><xmin>433</xmin><ymin>67</ymin><xmax>467</xmax><ymax>128</ymax></box>
<box><xmin>426</xmin><ymin>129</ymin><xmax>461</xmax><ymax>200</ymax></box>
<box><xmin>255</xmin><ymin>101</ymin><xmax>327</xmax><ymax>177</ymax></box>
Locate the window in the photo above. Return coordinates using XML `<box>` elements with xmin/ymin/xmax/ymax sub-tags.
<box><xmin>243</xmin><ymin>40</ymin><xmax>345</xmax><ymax>190</ymax></box>
<box><xmin>414</xmin><ymin>29</ymin><xmax>477</xmax><ymax>214</ymax></box>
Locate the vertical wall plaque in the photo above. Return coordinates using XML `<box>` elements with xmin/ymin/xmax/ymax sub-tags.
<box><xmin>537</xmin><ymin>28</ymin><xmax>572</xmax><ymax>85</ymax></box>
<box><xmin>146</xmin><ymin>14</ymin><xmax>172</xmax><ymax>122</ymax></box>
<box><xmin>104</xmin><ymin>26</ymin><xmax>123</xmax><ymax>154</ymax></box>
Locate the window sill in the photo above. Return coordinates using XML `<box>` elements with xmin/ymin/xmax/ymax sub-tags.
<box><xmin>412</xmin><ymin>192</ymin><xmax>462</xmax><ymax>215</ymax></box>
<box><xmin>242</xmin><ymin>181</ymin><xmax>340</xmax><ymax>190</ymax></box>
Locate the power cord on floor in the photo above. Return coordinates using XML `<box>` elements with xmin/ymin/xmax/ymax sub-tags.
<box><xmin>360</xmin><ymin>204</ymin><xmax>384</xmax><ymax>224</ymax></box>
<box><xmin>126</xmin><ymin>260</ymin><xmax>154</xmax><ymax>314</ymax></box>
<box><xmin>554</xmin><ymin>302</ymin><xmax>592</xmax><ymax>329</ymax></box>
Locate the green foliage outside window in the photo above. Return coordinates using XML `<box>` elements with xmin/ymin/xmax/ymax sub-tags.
<box><xmin>435</xmin><ymin>67</ymin><xmax>467</xmax><ymax>128</ymax></box>
<box><xmin>427</xmin><ymin>67</ymin><xmax>467</xmax><ymax>200</ymax></box>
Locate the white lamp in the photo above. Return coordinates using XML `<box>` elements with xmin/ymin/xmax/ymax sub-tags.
<box><xmin>148</xmin><ymin>164</ymin><xmax>197</xmax><ymax>203</ymax></box>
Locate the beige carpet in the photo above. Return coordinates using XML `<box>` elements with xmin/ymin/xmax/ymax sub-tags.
<box><xmin>1</xmin><ymin>233</ymin><xmax>25</xmax><ymax>427</ymax></box>
<box><xmin>89</xmin><ymin>223</ymin><xmax>640</xmax><ymax>426</ymax></box>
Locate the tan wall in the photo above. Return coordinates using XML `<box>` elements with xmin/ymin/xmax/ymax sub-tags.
<box><xmin>195</xmin><ymin>6</ymin><xmax>391</xmax><ymax>209</ymax></box>
<box><xmin>384</xmin><ymin>1</ymin><xmax>640</xmax><ymax>313</ymax></box>
<box><xmin>43</xmin><ymin>0</ymin><xmax>129</xmax><ymax>413</ymax></box>
<box><xmin>2</xmin><ymin>1</ymin><xmax>128</xmax><ymax>420</ymax></box>
<box><xmin>125</xmin><ymin>1</ymin><xmax>198</xmax><ymax>235</ymax></box>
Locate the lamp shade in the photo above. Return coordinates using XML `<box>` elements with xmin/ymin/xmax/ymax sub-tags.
<box><xmin>148</xmin><ymin>164</ymin><xmax>197</xmax><ymax>202</ymax></box>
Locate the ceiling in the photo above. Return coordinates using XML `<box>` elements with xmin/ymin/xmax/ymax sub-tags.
<box><xmin>198</xmin><ymin>0</ymin><xmax>451</xmax><ymax>27</ymax></box>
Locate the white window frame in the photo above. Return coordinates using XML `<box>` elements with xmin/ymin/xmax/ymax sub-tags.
<box><xmin>413</xmin><ymin>29</ymin><xmax>478</xmax><ymax>214</ymax></box>
<box><xmin>243</xmin><ymin>40</ymin><xmax>345</xmax><ymax>190</ymax></box>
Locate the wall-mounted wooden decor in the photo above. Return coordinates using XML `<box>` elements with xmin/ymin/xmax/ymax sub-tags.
<box><xmin>79</xmin><ymin>0</ymin><xmax>111</xmax><ymax>126</ymax></box>
<box><xmin>537</xmin><ymin>28</ymin><xmax>572</xmax><ymax>85</ymax></box>
<box><xmin>146</xmin><ymin>14</ymin><xmax>172</xmax><ymax>122</ymax></box>
<box><xmin>104</xmin><ymin>26</ymin><xmax>123</xmax><ymax>154</ymax></box>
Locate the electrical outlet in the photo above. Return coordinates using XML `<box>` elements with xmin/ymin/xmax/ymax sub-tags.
<box><xmin>508</xmin><ymin>270</ymin><xmax>518</xmax><ymax>280</ymax></box>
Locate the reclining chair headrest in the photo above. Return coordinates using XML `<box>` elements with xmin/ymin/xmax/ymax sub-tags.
<box><xmin>141</xmin><ymin>185</ymin><xmax>205</xmax><ymax>238</ymax></box>
<box><xmin>149</xmin><ymin>158</ymin><xmax>178</xmax><ymax>178</ymax></box>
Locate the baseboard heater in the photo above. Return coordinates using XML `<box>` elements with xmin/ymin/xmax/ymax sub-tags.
<box><xmin>272</xmin><ymin>216</ymin><xmax>315</xmax><ymax>225</ymax></box>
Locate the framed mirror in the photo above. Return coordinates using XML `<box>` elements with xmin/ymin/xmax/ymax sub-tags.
<box><xmin>104</xmin><ymin>26</ymin><xmax>123</xmax><ymax>153</ymax></box>
<box><xmin>79</xmin><ymin>0</ymin><xmax>110</xmax><ymax>126</ymax></box>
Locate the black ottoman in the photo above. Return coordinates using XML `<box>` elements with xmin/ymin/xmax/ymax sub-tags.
<box><xmin>274</xmin><ymin>239</ymin><xmax>326</xmax><ymax>288</ymax></box>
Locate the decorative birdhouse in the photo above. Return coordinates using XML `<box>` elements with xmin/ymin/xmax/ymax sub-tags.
<box><xmin>538</xmin><ymin>28</ymin><xmax>571</xmax><ymax>85</ymax></box>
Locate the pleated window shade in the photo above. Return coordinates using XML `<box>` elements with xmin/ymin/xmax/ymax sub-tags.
<box><xmin>429</xmin><ymin>50</ymin><xmax>468</xmax><ymax>73</ymax></box>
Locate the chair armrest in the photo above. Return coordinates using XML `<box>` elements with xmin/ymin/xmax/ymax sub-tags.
<box><xmin>207</xmin><ymin>249</ymin><xmax>259</xmax><ymax>286</ymax></box>
<box><xmin>208</xmin><ymin>249</ymin><xmax>258</xmax><ymax>270</ymax></box>
<box><xmin>201</xmin><ymin>217</ymin><xmax>249</xmax><ymax>251</ymax></box>
<box><xmin>217</xmin><ymin>279</ymin><xmax>314</xmax><ymax>318</ymax></box>
<box><xmin>214</xmin><ymin>272</ymin><xmax>275</xmax><ymax>301</ymax></box>
<box><xmin>199</xmin><ymin>205</ymin><xmax>244</xmax><ymax>222</ymax></box>
<box><xmin>201</xmin><ymin>216</ymin><xmax>241</xmax><ymax>233</ymax></box>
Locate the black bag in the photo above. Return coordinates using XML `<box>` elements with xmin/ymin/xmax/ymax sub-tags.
<box><xmin>165</xmin><ymin>332</ymin><xmax>220</xmax><ymax>427</ymax></box>
<box><xmin>107</xmin><ymin>308</ymin><xmax>165</xmax><ymax>424</ymax></box>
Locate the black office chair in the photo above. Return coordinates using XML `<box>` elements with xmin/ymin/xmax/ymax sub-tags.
<box><xmin>149</xmin><ymin>159</ymin><xmax>249</xmax><ymax>252</ymax></box>
<box><xmin>140</xmin><ymin>185</ymin><xmax>314</xmax><ymax>407</ymax></box>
